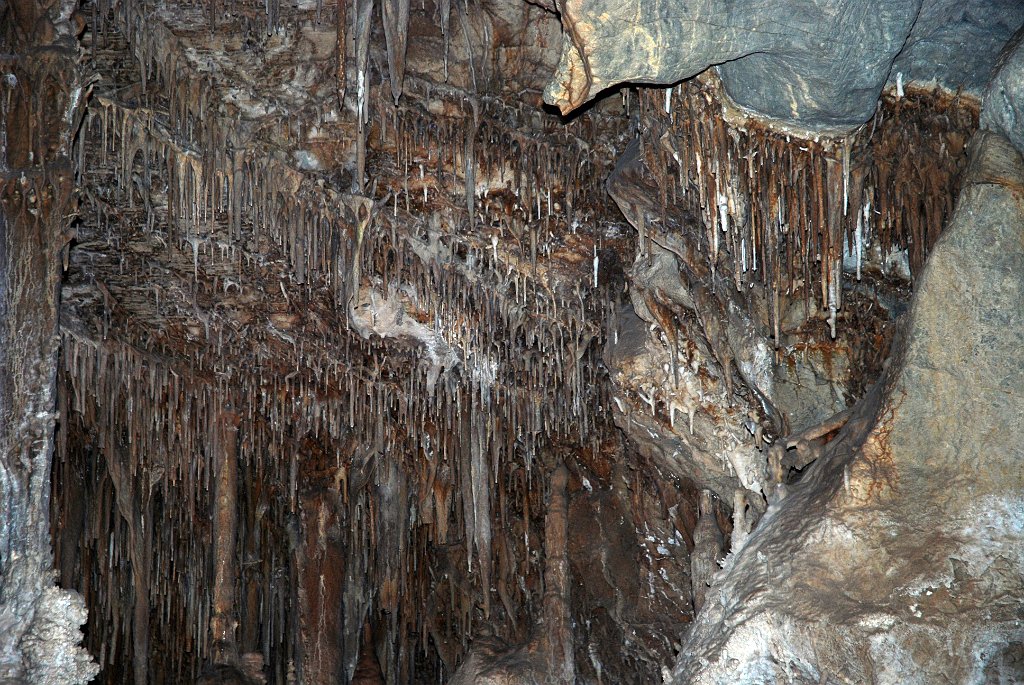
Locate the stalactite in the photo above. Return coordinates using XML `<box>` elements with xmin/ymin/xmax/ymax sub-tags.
<box><xmin>57</xmin><ymin>3</ymin><xmax>658</xmax><ymax>683</ymax></box>
<box><xmin>381</xmin><ymin>0</ymin><xmax>409</xmax><ymax>104</ymax></box>
<box><xmin>354</xmin><ymin>0</ymin><xmax>373</xmax><ymax>193</ymax></box>
<box><xmin>637</xmin><ymin>80</ymin><xmax>976</xmax><ymax>333</ymax></box>
<box><xmin>333</xmin><ymin>0</ymin><xmax>348</xmax><ymax>111</ymax></box>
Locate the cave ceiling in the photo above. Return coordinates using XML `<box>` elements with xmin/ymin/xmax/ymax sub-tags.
<box><xmin>0</xmin><ymin>0</ymin><xmax>1022</xmax><ymax>683</ymax></box>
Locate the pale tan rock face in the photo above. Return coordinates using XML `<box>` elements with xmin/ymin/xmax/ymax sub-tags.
<box><xmin>670</xmin><ymin>127</ymin><xmax>1024</xmax><ymax>685</ymax></box>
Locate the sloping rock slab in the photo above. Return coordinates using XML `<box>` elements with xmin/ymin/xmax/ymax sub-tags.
<box><xmin>669</xmin><ymin>129</ymin><xmax>1024</xmax><ymax>684</ymax></box>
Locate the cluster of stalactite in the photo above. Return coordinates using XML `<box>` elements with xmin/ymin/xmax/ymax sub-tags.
<box><xmin>633</xmin><ymin>78</ymin><xmax>977</xmax><ymax>343</ymax></box>
<box><xmin>52</xmin><ymin>3</ymin><xmax>627</xmax><ymax>683</ymax></box>
<box><xmin>71</xmin><ymin>79</ymin><xmax>614</xmax><ymax>479</ymax></box>
<box><xmin>55</xmin><ymin>322</ymin><xmax>567</xmax><ymax>682</ymax></box>
<box><xmin>46</xmin><ymin>0</ymin><xmax>986</xmax><ymax>681</ymax></box>
<box><xmin>373</xmin><ymin>75</ymin><xmax>617</xmax><ymax>237</ymax></box>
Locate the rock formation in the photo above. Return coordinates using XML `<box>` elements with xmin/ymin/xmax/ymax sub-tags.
<box><xmin>546</xmin><ymin>0</ymin><xmax>1024</xmax><ymax>130</ymax></box>
<box><xmin>0</xmin><ymin>3</ymin><xmax>100</xmax><ymax>683</ymax></box>
<box><xmin>0</xmin><ymin>0</ymin><xmax>1020</xmax><ymax>683</ymax></box>
<box><xmin>664</xmin><ymin>30</ymin><xmax>1024</xmax><ymax>684</ymax></box>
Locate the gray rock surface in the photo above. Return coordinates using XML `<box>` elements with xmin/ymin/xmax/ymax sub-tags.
<box><xmin>890</xmin><ymin>0</ymin><xmax>1024</xmax><ymax>94</ymax></box>
<box><xmin>0</xmin><ymin>12</ymin><xmax>98</xmax><ymax>685</ymax></box>
<box><xmin>982</xmin><ymin>26</ymin><xmax>1024</xmax><ymax>155</ymax></box>
<box><xmin>669</xmin><ymin>128</ymin><xmax>1024</xmax><ymax>684</ymax></box>
<box><xmin>773</xmin><ymin>349</ymin><xmax>848</xmax><ymax>435</ymax></box>
<box><xmin>544</xmin><ymin>0</ymin><xmax>920</xmax><ymax>127</ymax></box>
<box><xmin>715</xmin><ymin>1</ymin><xmax>918</xmax><ymax>129</ymax></box>
<box><xmin>545</xmin><ymin>0</ymin><xmax>1023</xmax><ymax>130</ymax></box>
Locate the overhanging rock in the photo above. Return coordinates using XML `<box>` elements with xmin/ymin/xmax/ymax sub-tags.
<box><xmin>669</xmin><ymin>114</ymin><xmax>1024</xmax><ymax>685</ymax></box>
<box><xmin>544</xmin><ymin>0</ymin><xmax>1024</xmax><ymax>131</ymax></box>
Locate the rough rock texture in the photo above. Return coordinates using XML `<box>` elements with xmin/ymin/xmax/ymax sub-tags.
<box><xmin>18</xmin><ymin>588</ymin><xmax>96</xmax><ymax>685</ymax></box>
<box><xmin>545</xmin><ymin>0</ymin><xmax>917</xmax><ymax>128</ymax></box>
<box><xmin>0</xmin><ymin>4</ymin><xmax>99</xmax><ymax>683</ymax></box>
<box><xmin>890</xmin><ymin>0</ymin><xmax>1024</xmax><ymax>93</ymax></box>
<box><xmin>982</xmin><ymin>26</ymin><xmax>1024</xmax><ymax>155</ymax></box>
<box><xmin>670</xmin><ymin>126</ymin><xmax>1024</xmax><ymax>685</ymax></box>
<box><xmin>714</xmin><ymin>2</ymin><xmax>918</xmax><ymax>130</ymax></box>
<box><xmin>545</xmin><ymin>0</ymin><xmax>1022</xmax><ymax>130</ymax></box>
<box><xmin>604</xmin><ymin>293</ymin><xmax>770</xmax><ymax>509</ymax></box>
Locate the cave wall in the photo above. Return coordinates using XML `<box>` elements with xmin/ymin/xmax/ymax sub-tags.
<box><xmin>0</xmin><ymin>1</ymin><xmax>98</xmax><ymax>682</ymax></box>
<box><xmin>0</xmin><ymin>0</ymin><xmax>1018</xmax><ymax>681</ymax></box>
<box><xmin>47</xmin><ymin>1</ymin><xmax>695</xmax><ymax>682</ymax></box>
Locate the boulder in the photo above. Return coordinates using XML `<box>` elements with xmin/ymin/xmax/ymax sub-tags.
<box><xmin>890</xmin><ymin>0</ymin><xmax>1024</xmax><ymax>94</ymax></box>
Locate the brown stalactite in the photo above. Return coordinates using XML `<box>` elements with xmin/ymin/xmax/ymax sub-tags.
<box><xmin>541</xmin><ymin>463</ymin><xmax>573</xmax><ymax>683</ymax></box>
<box><xmin>210</xmin><ymin>405</ymin><xmax>241</xmax><ymax>667</ymax></box>
<box><xmin>448</xmin><ymin>462</ymin><xmax>575</xmax><ymax>684</ymax></box>
<box><xmin>35</xmin><ymin>0</ymin><xmax>998</xmax><ymax>682</ymax></box>
<box><xmin>337</xmin><ymin>0</ymin><xmax>348</xmax><ymax>108</ymax></box>
<box><xmin>380</xmin><ymin>0</ymin><xmax>409</xmax><ymax>104</ymax></box>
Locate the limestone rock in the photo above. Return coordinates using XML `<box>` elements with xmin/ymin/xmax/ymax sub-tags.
<box><xmin>669</xmin><ymin>127</ymin><xmax>1024</xmax><ymax>685</ymax></box>
<box><xmin>544</xmin><ymin>0</ymin><xmax>918</xmax><ymax>128</ymax></box>
<box><xmin>544</xmin><ymin>0</ymin><xmax>1023</xmax><ymax>130</ymax></box>
<box><xmin>19</xmin><ymin>588</ymin><xmax>98</xmax><ymax>685</ymax></box>
<box><xmin>981</xmin><ymin>26</ymin><xmax>1024</xmax><ymax>154</ymax></box>
<box><xmin>890</xmin><ymin>0</ymin><xmax>1024</xmax><ymax>94</ymax></box>
<box><xmin>714</xmin><ymin>0</ymin><xmax>918</xmax><ymax>129</ymax></box>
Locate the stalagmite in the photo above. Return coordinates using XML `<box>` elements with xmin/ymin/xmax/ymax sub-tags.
<box><xmin>541</xmin><ymin>464</ymin><xmax>574</xmax><ymax>684</ymax></box>
<box><xmin>689</xmin><ymin>490</ymin><xmax>723</xmax><ymax>614</ymax></box>
<box><xmin>448</xmin><ymin>463</ymin><xmax>574</xmax><ymax>684</ymax></box>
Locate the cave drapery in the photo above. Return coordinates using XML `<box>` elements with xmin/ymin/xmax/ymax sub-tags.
<box><xmin>1</xmin><ymin>0</ymin><xmax>1022</xmax><ymax>683</ymax></box>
